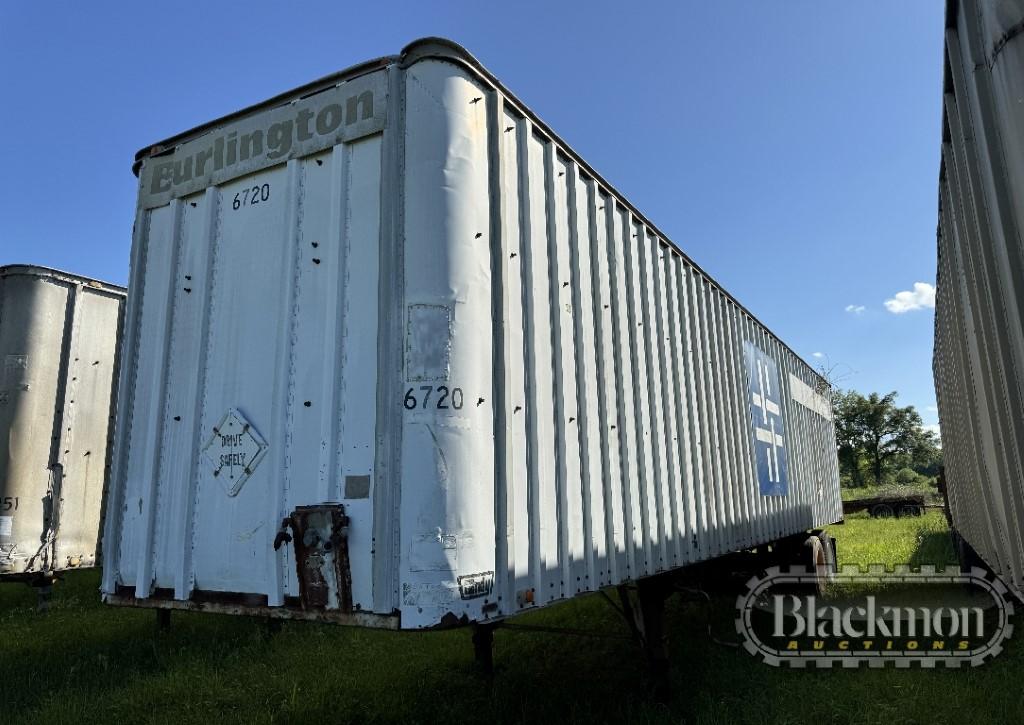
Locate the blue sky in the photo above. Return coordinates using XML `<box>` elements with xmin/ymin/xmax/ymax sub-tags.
<box><xmin>0</xmin><ymin>1</ymin><xmax>943</xmax><ymax>430</ymax></box>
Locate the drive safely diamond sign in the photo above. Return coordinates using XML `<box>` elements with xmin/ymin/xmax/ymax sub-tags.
<box><xmin>201</xmin><ymin>409</ymin><xmax>268</xmax><ymax>496</ymax></box>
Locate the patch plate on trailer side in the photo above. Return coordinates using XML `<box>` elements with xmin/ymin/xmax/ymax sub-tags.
<box><xmin>201</xmin><ymin>409</ymin><xmax>269</xmax><ymax>496</ymax></box>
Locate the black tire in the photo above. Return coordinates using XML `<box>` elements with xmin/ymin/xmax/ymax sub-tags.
<box><xmin>871</xmin><ymin>504</ymin><xmax>894</xmax><ymax>519</ymax></box>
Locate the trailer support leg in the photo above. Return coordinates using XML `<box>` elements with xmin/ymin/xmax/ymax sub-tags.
<box><xmin>638</xmin><ymin>578</ymin><xmax>671</xmax><ymax>698</ymax></box>
<box><xmin>33</xmin><ymin>578</ymin><xmax>54</xmax><ymax>613</ymax></box>
<box><xmin>472</xmin><ymin>622</ymin><xmax>496</xmax><ymax>675</ymax></box>
<box><xmin>156</xmin><ymin>608</ymin><xmax>171</xmax><ymax>633</ymax></box>
<box><xmin>618</xmin><ymin>576</ymin><xmax>672</xmax><ymax>700</ymax></box>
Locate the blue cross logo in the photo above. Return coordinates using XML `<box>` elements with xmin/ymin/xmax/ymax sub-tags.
<box><xmin>744</xmin><ymin>342</ymin><xmax>789</xmax><ymax>496</ymax></box>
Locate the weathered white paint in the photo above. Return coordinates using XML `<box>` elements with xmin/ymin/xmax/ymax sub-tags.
<box><xmin>103</xmin><ymin>39</ymin><xmax>843</xmax><ymax>629</ymax></box>
<box><xmin>936</xmin><ymin>0</ymin><xmax>1024</xmax><ymax>601</ymax></box>
<box><xmin>0</xmin><ymin>265</ymin><xmax>125</xmax><ymax>578</ymax></box>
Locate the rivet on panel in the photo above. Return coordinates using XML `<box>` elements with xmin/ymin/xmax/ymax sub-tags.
<box><xmin>475</xmin><ymin>232</ymin><xmax>482</xmax><ymax>239</ymax></box>
<box><xmin>315</xmin><ymin>159</ymin><xmax>323</xmax><ymax>166</ymax></box>
<box><xmin>476</xmin><ymin>398</ymin><xmax>485</xmax><ymax>407</ymax></box>
<box><xmin>509</xmin><ymin>252</ymin><xmax>517</xmax><ymax>259</ymax></box>
<box><xmin>513</xmin><ymin>406</ymin><xmax>522</xmax><ymax>414</ymax></box>
<box><xmin>304</xmin><ymin>401</ymin><xmax>312</xmax><ymax>407</ymax></box>
<box><xmin>312</xmin><ymin>258</ymin><xmax>321</xmax><ymax>265</ymax></box>
<box><xmin>470</xmin><ymin>97</ymin><xmax>481</xmax><ymax>104</ymax></box>
<box><xmin>504</xmin><ymin>126</ymin><xmax>514</xmax><ymax>133</ymax></box>
<box><xmin>173</xmin><ymin>416</ymin><xmax>181</xmax><ymax>422</ymax></box>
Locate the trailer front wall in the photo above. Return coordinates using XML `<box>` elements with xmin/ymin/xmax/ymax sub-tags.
<box><xmin>103</xmin><ymin>40</ymin><xmax>842</xmax><ymax>629</ymax></box>
<box><xmin>935</xmin><ymin>0</ymin><xmax>1024</xmax><ymax>598</ymax></box>
<box><xmin>0</xmin><ymin>266</ymin><xmax>124</xmax><ymax>577</ymax></box>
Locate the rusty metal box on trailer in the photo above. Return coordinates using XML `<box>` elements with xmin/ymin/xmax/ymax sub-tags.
<box><xmin>102</xmin><ymin>38</ymin><xmax>842</xmax><ymax>628</ymax></box>
<box><xmin>0</xmin><ymin>265</ymin><xmax>125</xmax><ymax>580</ymax></box>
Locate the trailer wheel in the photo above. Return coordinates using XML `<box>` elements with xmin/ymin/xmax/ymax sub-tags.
<box><xmin>900</xmin><ymin>505</ymin><xmax>923</xmax><ymax>518</ymax></box>
<box><xmin>871</xmin><ymin>504</ymin><xmax>894</xmax><ymax>519</ymax></box>
<box><xmin>804</xmin><ymin>536</ymin><xmax>829</xmax><ymax>595</ymax></box>
<box><xmin>816</xmin><ymin>531</ymin><xmax>836</xmax><ymax>574</ymax></box>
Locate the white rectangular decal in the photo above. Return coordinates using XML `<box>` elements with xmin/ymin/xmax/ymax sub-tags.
<box><xmin>788</xmin><ymin>373</ymin><xmax>833</xmax><ymax>420</ymax></box>
<box><xmin>0</xmin><ymin>516</ymin><xmax>12</xmax><ymax>537</ymax></box>
<box><xmin>139</xmin><ymin>70</ymin><xmax>387</xmax><ymax>209</ymax></box>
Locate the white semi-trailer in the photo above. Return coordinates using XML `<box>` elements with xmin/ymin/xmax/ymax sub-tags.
<box><xmin>0</xmin><ymin>265</ymin><xmax>124</xmax><ymax>594</ymax></box>
<box><xmin>101</xmin><ymin>40</ymin><xmax>842</xmax><ymax>662</ymax></box>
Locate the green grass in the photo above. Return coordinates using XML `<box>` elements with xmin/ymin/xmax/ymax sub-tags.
<box><xmin>0</xmin><ymin>511</ymin><xmax>1019</xmax><ymax>724</ymax></box>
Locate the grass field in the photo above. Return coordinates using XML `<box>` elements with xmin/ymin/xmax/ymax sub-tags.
<box><xmin>1</xmin><ymin>511</ymin><xmax>1020</xmax><ymax>725</ymax></box>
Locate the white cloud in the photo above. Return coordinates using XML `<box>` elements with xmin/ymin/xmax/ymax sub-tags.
<box><xmin>845</xmin><ymin>304</ymin><xmax>866</xmax><ymax>314</ymax></box>
<box><xmin>926</xmin><ymin>405</ymin><xmax>938</xmax><ymax>413</ymax></box>
<box><xmin>884</xmin><ymin>282</ymin><xmax>936</xmax><ymax>314</ymax></box>
<box><xmin>924</xmin><ymin>424</ymin><xmax>941</xmax><ymax>438</ymax></box>
<box><xmin>812</xmin><ymin>352</ymin><xmax>824</xmax><ymax>359</ymax></box>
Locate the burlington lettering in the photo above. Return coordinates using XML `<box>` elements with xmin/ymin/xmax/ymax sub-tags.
<box><xmin>149</xmin><ymin>90</ymin><xmax>374</xmax><ymax>195</ymax></box>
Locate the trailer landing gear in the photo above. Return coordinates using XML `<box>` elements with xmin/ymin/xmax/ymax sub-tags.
<box><xmin>472</xmin><ymin>622</ymin><xmax>496</xmax><ymax>675</ymax></box>
<box><xmin>618</xmin><ymin>575</ymin><xmax>673</xmax><ymax>701</ymax></box>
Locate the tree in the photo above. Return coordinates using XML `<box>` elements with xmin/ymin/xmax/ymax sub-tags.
<box><xmin>833</xmin><ymin>390</ymin><xmax>868</xmax><ymax>487</ymax></box>
<box><xmin>831</xmin><ymin>389</ymin><xmax>939</xmax><ymax>487</ymax></box>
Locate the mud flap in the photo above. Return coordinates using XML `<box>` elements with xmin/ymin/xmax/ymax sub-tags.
<box><xmin>274</xmin><ymin>504</ymin><xmax>353</xmax><ymax>613</ymax></box>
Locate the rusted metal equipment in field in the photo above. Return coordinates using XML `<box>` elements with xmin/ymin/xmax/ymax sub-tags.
<box><xmin>100</xmin><ymin>38</ymin><xmax>843</xmax><ymax>674</ymax></box>
<box><xmin>842</xmin><ymin>493</ymin><xmax>930</xmax><ymax>518</ymax></box>
<box><xmin>0</xmin><ymin>265</ymin><xmax>125</xmax><ymax>602</ymax></box>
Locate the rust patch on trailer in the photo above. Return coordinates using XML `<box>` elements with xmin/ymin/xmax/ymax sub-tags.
<box><xmin>274</xmin><ymin>504</ymin><xmax>353</xmax><ymax>613</ymax></box>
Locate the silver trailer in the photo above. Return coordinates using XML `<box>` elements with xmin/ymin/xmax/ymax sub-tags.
<box><xmin>0</xmin><ymin>265</ymin><xmax>125</xmax><ymax>584</ymax></box>
<box><xmin>935</xmin><ymin>0</ymin><xmax>1024</xmax><ymax>600</ymax></box>
<box><xmin>101</xmin><ymin>39</ymin><xmax>842</xmax><ymax>639</ymax></box>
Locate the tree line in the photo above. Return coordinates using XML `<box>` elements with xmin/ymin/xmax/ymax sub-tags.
<box><xmin>832</xmin><ymin>390</ymin><xmax>941</xmax><ymax>489</ymax></box>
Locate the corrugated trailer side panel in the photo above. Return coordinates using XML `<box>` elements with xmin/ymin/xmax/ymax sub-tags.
<box><xmin>936</xmin><ymin>0</ymin><xmax>1024</xmax><ymax>597</ymax></box>
<box><xmin>0</xmin><ymin>266</ymin><xmax>124</xmax><ymax>578</ymax></box>
<box><xmin>396</xmin><ymin>54</ymin><xmax>841</xmax><ymax>624</ymax></box>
